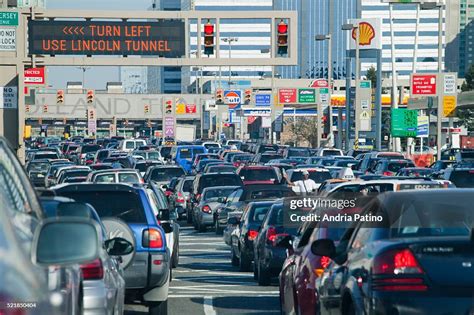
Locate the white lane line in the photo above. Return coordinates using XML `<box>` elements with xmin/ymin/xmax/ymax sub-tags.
<box><xmin>169</xmin><ymin>294</ymin><xmax>278</xmax><ymax>298</ymax></box>
<box><xmin>174</xmin><ymin>270</ymin><xmax>251</xmax><ymax>277</ymax></box>
<box><xmin>180</xmin><ymin>249</ymin><xmax>229</xmax><ymax>253</ymax></box>
<box><xmin>204</xmin><ymin>296</ymin><xmax>216</xmax><ymax>315</ymax></box>
<box><xmin>172</xmin><ymin>286</ymin><xmax>279</xmax><ymax>294</ymax></box>
<box><xmin>179</xmin><ymin>242</ymin><xmax>225</xmax><ymax>246</ymax></box>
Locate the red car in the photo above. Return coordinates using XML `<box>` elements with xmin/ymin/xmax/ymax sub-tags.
<box><xmin>237</xmin><ymin>165</ymin><xmax>280</xmax><ymax>185</ymax></box>
<box><xmin>278</xmin><ymin>207</ymin><xmax>363</xmax><ymax>314</ymax></box>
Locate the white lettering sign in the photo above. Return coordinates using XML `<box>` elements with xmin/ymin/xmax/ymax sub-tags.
<box><xmin>0</xmin><ymin>27</ymin><xmax>15</xmax><ymax>51</ymax></box>
<box><xmin>0</xmin><ymin>86</ymin><xmax>18</xmax><ymax>109</ymax></box>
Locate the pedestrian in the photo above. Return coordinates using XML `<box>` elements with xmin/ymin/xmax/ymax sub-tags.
<box><xmin>283</xmin><ymin>170</ymin><xmax>318</xmax><ymax>195</ymax></box>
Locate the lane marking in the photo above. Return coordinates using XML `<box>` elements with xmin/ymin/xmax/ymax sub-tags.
<box><xmin>168</xmin><ymin>294</ymin><xmax>279</xmax><ymax>298</ymax></box>
<box><xmin>204</xmin><ymin>296</ymin><xmax>216</xmax><ymax>315</ymax></box>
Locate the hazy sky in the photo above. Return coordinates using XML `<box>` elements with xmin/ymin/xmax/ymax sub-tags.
<box><xmin>46</xmin><ymin>0</ymin><xmax>152</xmax><ymax>90</ymax></box>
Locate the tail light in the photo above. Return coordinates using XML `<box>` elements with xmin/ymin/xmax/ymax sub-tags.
<box><xmin>313</xmin><ymin>256</ymin><xmax>331</xmax><ymax>277</ymax></box>
<box><xmin>266</xmin><ymin>226</ymin><xmax>289</xmax><ymax>246</ymax></box>
<box><xmin>80</xmin><ymin>259</ymin><xmax>104</xmax><ymax>280</ymax></box>
<box><xmin>195</xmin><ymin>194</ymin><xmax>201</xmax><ymax>202</ymax></box>
<box><xmin>176</xmin><ymin>192</ymin><xmax>185</xmax><ymax>203</ymax></box>
<box><xmin>233</xmin><ymin>162</ymin><xmax>239</xmax><ymax>167</ymax></box>
<box><xmin>372</xmin><ymin>248</ymin><xmax>427</xmax><ymax>291</ymax></box>
<box><xmin>142</xmin><ymin>228</ymin><xmax>164</xmax><ymax>248</ymax></box>
<box><xmin>383</xmin><ymin>171</ymin><xmax>393</xmax><ymax>176</ymax></box>
<box><xmin>165</xmin><ymin>190</ymin><xmax>173</xmax><ymax>197</ymax></box>
<box><xmin>247</xmin><ymin>229</ymin><xmax>259</xmax><ymax>241</ymax></box>
<box><xmin>202</xmin><ymin>205</ymin><xmax>212</xmax><ymax>214</ymax></box>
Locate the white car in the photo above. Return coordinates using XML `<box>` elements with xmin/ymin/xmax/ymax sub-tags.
<box><xmin>314</xmin><ymin>148</ymin><xmax>344</xmax><ymax>157</ymax></box>
<box><xmin>118</xmin><ymin>139</ymin><xmax>147</xmax><ymax>152</ymax></box>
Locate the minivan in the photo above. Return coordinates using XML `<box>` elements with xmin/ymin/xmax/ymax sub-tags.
<box><xmin>170</xmin><ymin>145</ymin><xmax>207</xmax><ymax>174</ymax></box>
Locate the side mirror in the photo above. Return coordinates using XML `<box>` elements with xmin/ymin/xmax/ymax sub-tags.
<box><xmin>274</xmin><ymin>234</ymin><xmax>293</xmax><ymax>249</ymax></box>
<box><xmin>161</xmin><ymin>222</ymin><xmax>174</xmax><ymax>234</ymax></box>
<box><xmin>105</xmin><ymin>237</ymin><xmax>134</xmax><ymax>256</ymax></box>
<box><xmin>310</xmin><ymin>239</ymin><xmax>336</xmax><ymax>258</ymax></box>
<box><xmin>227</xmin><ymin>217</ymin><xmax>240</xmax><ymax>225</ymax></box>
<box><xmin>162</xmin><ymin>185</ymin><xmax>168</xmax><ymax>190</ymax></box>
<box><xmin>217</xmin><ymin>197</ymin><xmax>225</xmax><ymax>203</ymax></box>
<box><xmin>32</xmin><ymin>219</ymin><xmax>100</xmax><ymax>266</ymax></box>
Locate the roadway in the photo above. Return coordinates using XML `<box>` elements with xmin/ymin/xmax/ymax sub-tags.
<box><xmin>125</xmin><ymin>225</ymin><xmax>280</xmax><ymax>315</ymax></box>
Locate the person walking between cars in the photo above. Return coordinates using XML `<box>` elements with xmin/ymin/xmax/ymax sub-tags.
<box><xmin>284</xmin><ymin>170</ymin><xmax>318</xmax><ymax>196</ymax></box>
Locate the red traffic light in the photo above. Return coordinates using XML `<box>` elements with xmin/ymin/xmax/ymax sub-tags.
<box><xmin>204</xmin><ymin>20</ymin><xmax>214</xmax><ymax>35</ymax></box>
<box><xmin>278</xmin><ymin>20</ymin><xmax>288</xmax><ymax>34</ymax></box>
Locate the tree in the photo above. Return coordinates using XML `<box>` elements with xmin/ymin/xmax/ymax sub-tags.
<box><xmin>462</xmin><ymin>64</ymin><xmax>474</xmax><ymax>91</ymax></box>
<box><xmin>289</xmin><ymin>117</ymin><xmax>320</xmax><ymax>147</ymax></box>
<box><xmin>366</xmin><ymin>65</ymin><xmax>377</xmax><ymax>88</ymax></box>
<box><xmin>457</xmin><ymin>108</ymin><xmax>474</xmax><ymax>131</ymax></box>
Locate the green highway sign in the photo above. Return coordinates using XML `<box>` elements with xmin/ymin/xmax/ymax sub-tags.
<box><xmin>319</xmin><ymin>88</ymin><xmax>329</xmax><ymax>94</ymax></box>
<box><xmin>0</xmin><ymin>12</ymin><xmax>18</xmax><ymax>26</ymax></box>
<box><xmin>391</xmin><ymin>108</ymin><xmax>417</xmax><ymax>138</ymax></box>
<box><xmin>298</xmin><ymin>88</ymin><xmax>316</xmax><ymax>104</ymax></box>
<box><xmin>360</xmin><ymin>81</ymin><xmax>371</xmax><ymax>89</ymax></box>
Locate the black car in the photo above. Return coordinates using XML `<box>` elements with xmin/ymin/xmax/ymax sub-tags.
<box><xmin>313</xmin><ymin>189</ymin><xmax>474</xmax><ymax>315</ymax></box>
<box><xmin>253</xmin><ymin>201</ymin><xmax>301</xmax><ymax>286</ymax></box>
<box><xmin>230</xmin><ymin>201</ymin><xmax>274</xmax><ymax>271</ymax></box>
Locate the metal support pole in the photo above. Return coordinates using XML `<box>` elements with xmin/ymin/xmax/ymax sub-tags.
<box><xmin>413</xmin><ymin>3</ymin><xmax>420</xmax><ymax>155</ymax></box>
<box><xmin>375</xmin><ymin>49</ymin><xmax>382</xmax><ymax>151</ymax></box>
<box><xmin>345</xmin><ymin>56</ymin><xmax>351</xmax><ymax>150</ymax></box>
<box><xmin>327</xmin><ymin>35</ymin><xmax>334</xmax><ymax>147</ymax></box>
<box><xmin>271</xmin><ymin>65</ymin><xmax>275</xmax><ymax>144</ymax></box>
<box><xmin>354</xmin><ymin>25</ymin><xmax>360</xmax><ymax>146</ymax></box>
<box><xmin>436</xmin><ymin>5</ymin><xmax>443</xmax><ymax>160</ymax></box>
<box><xmin>390</xmin><ymin>3</ymin><xmax>400</xmax><ymax>152</ymax></box>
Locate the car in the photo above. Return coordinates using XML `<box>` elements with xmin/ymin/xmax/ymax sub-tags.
<box><xmin>52</xmin><ymin>183</ymin><xmax>171</xmax><ymax>315</ymax></box>
<box><xmin>345</xmin><ymin>149</ymin><xmax>369</xmax><ymax>157</ymax></box>
<box><xmin>158</xmin><ymin>146</ymin><xmax>173</xmax><ymax>161</ymax></box>
<box><xmin>205</xmin><ymin>164</ymin><xmax>237</xmax><ymax>173</ymax></box>
<box><xmin>442</xmin><ymin>167</ymin><xmax>474</xmax><ymax>187</ymax></box>
<box><xmin>44</xmin><ymin>160</ymin><xmax>76</xmax><ymax>187</ymax></box>
<box><xmin>230</xmin><ymin>153</ymin><xmax>254</xmax><ymax>167</ymax></box>
<box><xmin>118</xmin><ymin>139</ymin><xmax>147</xmax><ymax>152</ymax></box>
<box><xmin>87</xmin><ymin>169</ymin><xmax>144</xmax><ymax>184</ymax></box>
<box><xmin>134</xmin><ymin>160</ymin><xmax>164</xmax><ymax>177</ymax></box>
<box><xmin>202</xmin><ymin>141</ymin><xmax>221</xmax><ymax>150</ymax></box>
<box><xmin>454</xmin><ymin>148</ymin><xmax>474</xmax><ymax>161</ymax></box>
<box><xmin>396</xmin><ymin>167</ymin><xmax>434</xmax><ymax>177</ymax></box>
<box><xmin>430</xmin><ymin>159</ymin><xmax>455</xmax><ymax>173</ymax></box>
<box><xmin>76</xmin><ymin>144</ymin><xmax>101</xmax><ymax>165</ymax></box>
<box><xmin>191</xmin><ymin>186</ymin><xmax>240</xmax><ymax>232</ymax></box>
<box><xmin>237</xmin><ymin>165</ymin><xmax>280</xmax><ymax>185</ymax></box>
<box><xmin>26</xmin><ymin>158</ymin><xmax>52</xmax><ymax>186</ymax></box>
<box><xmin>40</xmin><ymin>198</ymin><xmax>130</xmax><ymax>315</ymax></box>
<box><xmin>168</xmin><ymin>175</ymin><xmax>195</xmax><ymax>220</ymax></box>
<box><xmin>229</xmin><ymin>201</ymin><xmax>274</xmax><ymax>271</ymax></box>
<box><xmin>253</xmin><ymin>152</ymin><xmax>283</xmax><ymax>164</ymax></box>
<box><xmin>190</xmin><ymin>172</ymin><xmax>244</xmax><ymax>219</ymax></box>
<box><xmin>133</xmin><ymin>150</ymin><xmax>164</xmax><ymax>163</ymax></box>
<box><xmin>284</xmin><ymin>168</ymin><xmax>332</xmax><ymax>194</ymax></box>
<box><xmin>144</xmin><ymin>165</ymin><xmax>186</xmax><ymax>189</ymax></box>
<box><xmin>358</xmin><ymin>151</ymin><xmax>405</xmax><ymax>173</ymax></box>
<box><xmin>314</xmin><ymin>189</ymin><xmax>474</xmax><ymax>315</ymax></box>
<box><xmin>31</xmin><ymin>150</ymin><xmax>60</xmax><ymax>161</ymax></box>
<box><xmin>254</xmin><ymin>143</ymin><xmax>279</xmax><ymax>154</ymax></box>
<box><xmin>215</xmin><ymin>184</ymin><xmax>296</xmax><ymax>236</ymax></box>
<box><xmin>282</xmin><ymin>147</ymin><xmax>311</xmax><ymax>158</ymax></box>
<box><xmin>170</xmin><ymin>145</ymin><xmax>207</xmax><ymax>174</ymax></box>
<box><xmin>195</xmin><ymin>158</ymin><xmax>222</xmax><ymax>173</ymax></box>
<box><xmin>267</xmin><ymin>158</ymin><xmax>305</xmax><ymax>167</ymax></box>
<box><xmin>313</xmin><ymin>148</ymin><xmax>344</xmax><ymax>157</ymax></box>
<box><xmin>56</xmin><ymin>166</ymin><xmax>92</xmax><ymax>185</ymax></box>
<box><xmin>373</xmin><ymin>159</ymin><xmax>416</xmax><ymax>176</ymax></box>
<box><xmin>191</xmin><ymin>153</ymin><xmax>221</xmax><ymax>170</ymax></box>
<box><xmin>253</xmin><ymin>201</ymin><xmax>301</xmax><ymax>286</ymax></box>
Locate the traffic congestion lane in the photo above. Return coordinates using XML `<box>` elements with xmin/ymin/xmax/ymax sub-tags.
<box><xmin>125</xmin><ymin>225</ymin><xmax>280</xmax><ymax>315</ymax></box>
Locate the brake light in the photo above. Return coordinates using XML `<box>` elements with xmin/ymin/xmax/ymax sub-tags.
<box><xmin>165</xmin><ymin>190</ymin><xmax>173</xmax><ymax>197</ymax></box>
<box><xmin>142</xmin><ymin>228</ymin><xmax>164</xmax><ymax>248</ymax></box>
<box><xmin>202</xmin><ymin>205</ymin><xmax>212</xmax><ymax>214</ymax></box>
<box><xmin>176</xmin><ymin>192</ymin><xmax>185</xmax><ymax>203</ymax></box>
<box><xmin>247</xmin><ymin>229</ymin><xmax>259</xmax><ymax>241</ymax></box>
<box><xmin>80</xmin><ymin>259</ymin><xmax>104</xmax><ymax>280</ymax></box>
<box><xmin>320</xmin><ymin>256</ymin><xmax>330</xmax><ymax>268</ymax></box>
<box><xmin>266</xmin><ymin>227</ymin><xmax>289</xmax><ymax>246</ymax></box>
<box><xmin>383</xmin><ymin>171</ymin><xmax>393</xmax><ymax>176</ymax></box>
<box><xmin>373</xmin><ymin>248</ymin><xmax>427</xmax><ymax>291</ymax></box>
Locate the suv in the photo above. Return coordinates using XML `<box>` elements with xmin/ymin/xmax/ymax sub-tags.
<box><xmin>144</xmin><ymin>165</ymin><xmax>186</xmax><ymax>189</ymax></box>
<box><xmin>237</xmin><ymin>165</ymin><xmax>280</xmax><ymax>185</ymax></box>
<box><xmin>373</xmin><ymin>159</ymin><xmax>415</xmax><ymax>176</ymax></box>
<box><xmin>53</xmin><ymin>183</ymin><xmax>171</xmax><ymax>314</ymax></box>
<box><xmin>443</xmin><ymin>167</ymin><xmax>474</xmax><ymax>187</ymax></box>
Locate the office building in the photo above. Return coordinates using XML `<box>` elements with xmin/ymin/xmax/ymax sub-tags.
<box><xmin>119</xmin><ymin>67</ymin><xmax>148</xmax><ymax>94</ymax></box>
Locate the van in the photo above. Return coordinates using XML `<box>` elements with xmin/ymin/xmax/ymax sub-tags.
<box><xmin>118</xmin><ymin>139</ymin><xmax>147</xmax><ymax>152</ymax></box>
<box><xmin>170</xmin><ymin>145</ymin><xmax>207</xmax><ymax>174</ymax></box>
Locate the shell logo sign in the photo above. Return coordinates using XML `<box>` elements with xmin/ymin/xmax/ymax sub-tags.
<box><xmin>352</xmin><ymin>22</ymin><xmax>375</xmax><ymax>46</ymax></box>
<box><xmin>347</xmin><ymin>18</ymin><xmax>382</xmax><ymax>51</ymax></box>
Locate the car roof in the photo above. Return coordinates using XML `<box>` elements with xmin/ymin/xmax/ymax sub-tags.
<box><xmin>202</xmin><ymin>185</ymin><xmax>240</xmax><ymax>192</ymax></box>
<box><xmin>53</xmin><ymin>182</ymin><xmax>144</xmax><ymax>192</ymax></box>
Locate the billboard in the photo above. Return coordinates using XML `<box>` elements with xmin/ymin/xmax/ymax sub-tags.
<box><xmin>28</xmin><ymin>20</ymin><xmax>185</xmax><ymax>57</ymax></box>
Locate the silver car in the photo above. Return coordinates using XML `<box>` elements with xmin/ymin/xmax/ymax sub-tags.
<box><xmin>193</xmin><ymin>186</ymin><xmax>240</xmax><ymax>232</ymax></box>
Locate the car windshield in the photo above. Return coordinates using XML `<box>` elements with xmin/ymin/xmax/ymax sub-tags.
<box><xmin>199</xmin><ymin>175</ymin><xmax>242</xmax><ymax>192</ymax></box>
<box><xmin>239</xmin><ymin>169</ymin><xmax>276</xmax><ymax>181</ymax></box>
<box><xmin>260</xmin><ymin>154</ymin><xmax>281</xmax><ymax>163</ymax></box>
<box><xmin>57</xmin><ymin>191</ymin><xmax>146</xmax><ymax>223</ymax></box>
<box><xmin>250</xmin><ymin>204</ymin><xmax>272</xmax><ymax>223</ymax></box>
<box><xmin>203</xmin><ymin>188</ymin><xmax>236</xmax><ymax>201</ymax></box>
<box><xmin>34</xmin><ymin>153</ymin><xmax>58</xmax><ymax>160</ymax></box>
<box><xmin>403</xmin><ymin>169</ymin><xmax>433</xmax><ymax>176</ymax></box>
<box><xmin>449</xmin><ymin>170</ymin><xmax>474</xmax><ymax>188</ymax></box>
<box><xmin>388</xmin><ymin>161</ymin><xmax>413</xmax><ymax>172</ymax></box>
<box><xmin>291</xmin><ymin>171</ymin><xmax>332</xmax><ymax>183</ymax></box>
<box><xmin>150</xmin><ymin>168</ymin><xmax>185</xmax><ymax>182</ymax></box>
<box><xmin>209</xmin><ymin>166</ymin><xmax>236</xmax><ymax>173</ymax></box>
<box><xmin>82</xmin><ymin>145</ymin><xmax>100</xmax><ymax>153</ymax></box>
<box><xmin>322</xmin><ymin>150</ymin><xmax>341</xmax><ymax>156</ymax></box>
<box><xmin>179</xmin><ymin>148</ymin><xmax>192</xmax><ymax>159</ymax></box>
<box><xmin>249</xmin><ymin>189</ymin><xmax>289</xmax><ymax>200</ymax></box>
<box><xmin>118</xmin><ymin>173</ymin><xmax>140</xmax><ymax>183</ymax></box>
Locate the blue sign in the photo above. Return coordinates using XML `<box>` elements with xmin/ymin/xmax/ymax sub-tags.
<box><xmin>255</xmin><ymin>94</ymin><xmax>271</xmax><ymax>107</ymax></box>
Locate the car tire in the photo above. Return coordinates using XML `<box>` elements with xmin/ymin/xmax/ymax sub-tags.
<box><xmin>231</xmin><ymin>246</ymin><xmax>239</xmax><ymax>266</ymax></box>
<box><xmin>239</xmin><ymin>252</ymin><xmax>252</xmax><ymax>272</ymax></box>
<box><xmin>101</xmin><ymin>217</ymin><xmax>136</xmax><ymax>270</ymax></box>
<box><xmin>148</xmin><ymin>300</ymin><xmax>168</xmax><ymax>315</ymax></box>
<box><xmin>258</xmin><ymin>261</ymin><xmax>271</xmax><ymax>286</ymax></box>
<box><xmin>198</xmin><ymin>222</ymin><xmax>207</xmax><ymax>232</ymax></box>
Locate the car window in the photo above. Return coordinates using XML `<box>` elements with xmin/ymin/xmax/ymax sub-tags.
<box><xmin>239</xmin><ymin>169</ymin><xmax>276</xmax><ymax>181</ymax></box>
<box><xmin>251</xmin><ymin>205</ymin><xmax>271</xmax><ymax>223</ymax></box>
<box><xmin>179</xmin><ymin>148</ymin><xmax>192</xmax><ymax>159</ymax></box>
<box><xmin>350</xmin><ymin>224</ymin><xmax>373</xmax><ymax>250</ymax></box>
<box><xmin>95</xmin><ymin>174</ymin><xmax>115</xmax><ymax>183</ymax></box>
<box><xmin>119</xmin><ymin>173</ymin><xmax>140</xmax><ymax>183</ymax></box>
<box><xmin>249</xmin><ymin>189</ymin><xmax>289</xmax><ymax>200</ymax></box>
<box><xmin>150</xmin><ymin>168</ymin><xmax>185</xmax><ymax>182</ymax></box>
<box><xmin>388</xmin><ymin>162</ymin><xmax>413</xmax><ymax>172</ymax></box>
<box><xmin>203</xmin><ymin>188</ymin><xmax>236</xmax><ymax>201</ymax></box>
<box><xmin>322</xmin><ymin>150</ymin><xmax>341</xmax><ymax>156</ymax></box>
<box><xmin>199</xmin><ymin>175</ymin><xmax>243</xmax><ymax>192</ymax></box>
<box><xmin>297</xmin><ymin>221</ymin><xmax>317</xmax><ymax>247</ymax></box>
<box><xmin>125</xmin><ymin>141</ymin><xmax>135</xmax><ymax>149</ymax></box>
<box><xmin>449</xmin><ymin>170</ymin><xmax>474</xmax><ymax>188</ymax></box>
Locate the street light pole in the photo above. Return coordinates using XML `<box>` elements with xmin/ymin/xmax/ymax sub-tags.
<box><xmin>354</xmin><ymin>25</ymin><xmax>360</xmax><ymax>146</ymax></box>
<box><xmin>437</xmin><ymin>4</ymin><xmax>444</xmax><ymax>160</ymax></box>
<box><xmin>389</xmin><ymin>3</ymin><xmax>401</xmax><ymax>152</ymax></box>
<box><xmin>223</xmin><ymin>37</ymin><xmax>238</xmax><ymax>139</ymax></box>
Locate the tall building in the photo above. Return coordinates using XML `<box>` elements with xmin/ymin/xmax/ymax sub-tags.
<box><xmin>360</xmin><ymin>0</ymin><xmax>446</xmax><ymax>79</ymax></box>
<box><xmin>445</xmin><ymin>0</ymin><xmax>474</xmax><ymax>77</ymax></box>
<box><xmin>119</xmin><ymin>67</ymin><xmax>148</xmax><ymax>94</ymax></box>
<box><xmin>274</xmin><ymin>0</ymin><xmax>358</xmax><ymax>80</ymax></box>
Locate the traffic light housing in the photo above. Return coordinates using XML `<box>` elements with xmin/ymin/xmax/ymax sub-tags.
<box><xmin>244</xmin><ymin>89</ymin><xmax>252</xmax><ymax>105</ymax></box>
<box><xmin>56</xmin><ymin>90</ymin><xmax>64</xmax><ymax>104</ymax></box>
<box><xmin>147</xmin><ymin>119</ymin><xmax>152</xmax><ymax>128</ymax></box>
<box><xmin>144</xmin><ymin>104</ymin><xmax>150</xmax><ymax>114</ymax></box>
<box><xmin>86</xmin><ymin>90</ymin><xmax>94</xmax><ymax>104</ymax></box>
<box><xmin>88</xmin><ymin>108</ymin><xmax>95</xmax><ymax>120</ymax></box>
<box><xmin>277</xmin><ymin>20</ymin><xmax>288</xmax><ymax>56</ymax></box>
<box><xmin>216</xmin><ymin>88</ymin><xmax>224</xmax><ymax>104</ymax></box>
<box><xmin>165</xmin><ymin>100</ymin><xmax>173</xmax><ymax>114</ymax></box>
<box><xmin>204</xmin><ymin>20</ymin><xmax>215</xmax><ymax>56</ymax></box>
<box><xmin>42</xmin><ymin>104</ymin><xmax>48</xmax><ymax>113</ymax></box>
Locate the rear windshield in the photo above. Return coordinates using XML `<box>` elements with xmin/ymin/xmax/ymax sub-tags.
<box><xmin>147</xmin><ymin>151</ymin><xmax>160</xmax><ymax>160</ymax></box>
<box><xmin>28</xmin><ymin>161</ymin><xmax>50</xmax><ymax>172</ymax></box>
<box><xmin>291</xmin><ymin>171</ymin><xmax>332</xmax><ymax>183</ymax></box>
<box><xmin>183</xmin><ymin>180</ymin><xmax>194</xmax><ymax>192</ymax></box>
<box><xmin>260</xmin><ymin>154</ymin><xmax>281</xmax><ymax>163</ymax></box>
<box><xmin>199</xmin><ymin>175</ymin><xmax>243</xmax><ymax>192</ymax></box>
<box><xmin>249</xmin><ymin>189</ymin><xmax>290</xmax><ymax>200</ymax></box>
<box><xmin>288</xmin><ymin>149</ymin><xmax>310</xmax><ymax>157</ymax></box>
<box><xmin>322</xmin><ymin>150</ymin><xmax>341</xmax><ymax>156</ymax></box>
<box><xmin>82</xmin><ymin>145</ymin><xmax>100</xmax><ymax>153</ymax></box>
<box><xmin>204</xmin><ymin>143</ymin><xmax>220</xmax><ymax>148</ymax></box>
<box><xmin>388</xmin><ymin>161</ymin><xmax>414</xmax><ymax>172</ymax></box>
<box><xmin>209</xmin><ymin>166</ymin><xmax>236</xmax><ymax>173</ymax></box>
<box><xmin>179</xmin><ymin>148</ymin><xmax>192</xmax><ymax>159</ymax></box>
<box><xmin>259</xmin><ymin>145</ymin><xmax>277</xmax><ymax>153</ymax></box>
<box><xmin>118</xmin><ymin>173</ymin><xmax>140</xmax><ymax>183</ymax></box>
<box><xmin>94</xmin><ymin>174</ymin><xmax>115</xmax><ymax>183</ymax></box>
<box><xmin>63</xmin><ymin>170</ymin><xmax>90</xmax><ymax>178</ymax></box>
<box><xmin>34</xmin><ymin>153</ymin><xmax>58</xmax><ymax>160</ymax></box>
<box><xmin>232</xmin><ymin>155</ymin><xmax>253</xmax><ymax>162</ymax></box>
<box><xmin>460</xmin><ymin>152</ymin><xmax>474</xmax><ymax>159</ymax></box>
<box><xmin>203</xmin><ymin>188</ymin><xmax>236</xmax><ymax>201</ymax></box>
<box><xmin>239</xmin><ymin>169</ymin><xmax>276</xmax><ymax>181</ymax></box>
<box><xmin>149</xmin><ymin>168</ymin><xmax>185</xmax><ymax>182</ymax></box>
<box><xmin>135</xmin><ymin>163</ymin><xmax>158</xmax><ymax>173</ymax></box>
<box><xmin>449</xmin><ymin>170</ymin><xmax>474</xmax><ymax>188</ymax></box>
<box><xmin>250</xmin><ymin>204</ymin><xmax>272</xmax><ymax>223</ymax></box>
<box><xmin>57</xmin><ymin>191</ymin><xmax>146</xmax><ymax>223</ymax></box>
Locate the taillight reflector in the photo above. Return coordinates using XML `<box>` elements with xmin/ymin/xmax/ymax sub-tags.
<box><xmin>80</xmin><ymin>259</ymin><xmax>104</xmax><ymax>280</ymax></box>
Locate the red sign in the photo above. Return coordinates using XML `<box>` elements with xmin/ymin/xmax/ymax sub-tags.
<box><xmin>185</xmin><ymin>103</ymin><xmax>196</xmax><ymax>113</ymax></box>
<box><xmin>24</xmin><ymin>67</ymin><xmax>45</xmax><ymax>85</ymax></box>
<box><xmin>411</xmin><ymin>74</ymin><xmax>437</xmax><ymax>95</ymax></box>
<box><xmin>278</xmin><ymin>88</ymin><xmax>297</xmax><ymax>104</ymax></box>
<box><xmin>247</xmin><ymin>116</ymin><xmax>257</xmax><ymax>124</ymax></box>
<box><xmin>310</xmin><ymin>79</ymin><xmax>329</xmax><ymax>88</ymax></box>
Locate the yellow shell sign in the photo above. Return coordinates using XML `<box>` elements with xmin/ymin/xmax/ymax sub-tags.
<box><xmin>175</xmin><ymin>98</ymin><xmax>186</xmax><ymax>114</ymax></box>
<box><xmin>352</xmin><ymin>22</ymin><xmax>375</xmax><ymax>46</ymax></box>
